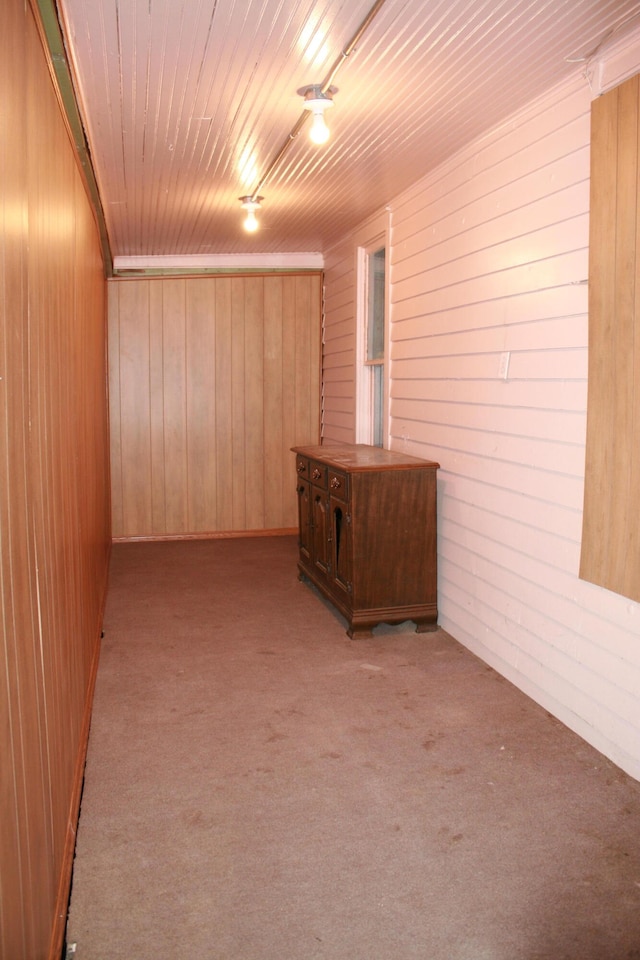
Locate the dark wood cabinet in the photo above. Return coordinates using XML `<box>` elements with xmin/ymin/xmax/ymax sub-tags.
<box><xmin>292</xmin><ymin>443</ymin><xmax>439</xmax><ymax>638</ymax></box>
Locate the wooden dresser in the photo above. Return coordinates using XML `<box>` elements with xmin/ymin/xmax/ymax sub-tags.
<box><xmin>291</xmin><ymin>443</ymin><xmax>439</xmax><ymax>638</ymax></box>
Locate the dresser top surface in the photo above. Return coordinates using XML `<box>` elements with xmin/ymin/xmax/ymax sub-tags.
<box><xmin>292</xmin><ymin>443</ymin><xmax>439</xmax><ymax>472</ymax></box>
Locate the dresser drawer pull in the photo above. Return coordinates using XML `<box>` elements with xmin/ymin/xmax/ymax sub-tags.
<box><xmin>330</xmin><ymin>476</ymin><xmax>342</xmax><ymax>490</ymax></box>
<box><xmin>312</xmin><ymin>468</ymin><xmax>322</xmax><ymax>480</ymax></box>
<box><xmin>297</xmin><ymin>462</ymin><xmax>307</xmax><ymax>474</ymax></box>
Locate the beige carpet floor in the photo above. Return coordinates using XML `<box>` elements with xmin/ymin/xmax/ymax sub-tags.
<box><xmin>66</xmin><ymin>536</ymin><xmax>640</xmax><ymax>959</ymax></box>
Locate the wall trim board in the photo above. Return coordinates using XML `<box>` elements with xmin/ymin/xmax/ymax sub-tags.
<box><xmin>108</xmin><ymin>268</ymin><xmax>324</xmax><ymax>283</ymax></box>
<box><xmin>592</xmin><ymin>20</ymin><xmax>640</xmax><ymax>95</ymax></box>
<box><xmin>112</xmin><ymin>528</ymin><xmax>298</xmax><ymax>544</ymax></box>
<box><xmin>29</xmin><ymin>0</ymin><xmax>113</xmax><ymax>275</ymax></box>
<box><xmin>113</xmin><ymin>254</ymin><xmax>325</xmax><ymax>274</ymax></box>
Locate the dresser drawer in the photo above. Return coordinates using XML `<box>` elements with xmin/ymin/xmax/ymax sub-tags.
<box><xmin>309</xmin><ymin>461</ymin><xmax>328</xmax><ymax>488</ymax></box>
<box><xmin>295</xmin><ymin>455</ymin><xmax>309</xmax><ymax>478</ymax></box>
<box><xmin>296</xmin><ymin>455</ymin><xmax>328</xmax><ymax>488</ymax></box>
<box><xmin>328</xmin><ymin>469</ymin><xmax>348</xmax><ymax>498</ymax></box>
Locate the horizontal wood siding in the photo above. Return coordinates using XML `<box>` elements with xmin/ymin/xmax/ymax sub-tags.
<box><xmin>391</xmin><ymin>74</ymin><xmax>640</xmax><ymax>779</ymax></box>
<box><xmin>323</xmin><ymin>240</ymin><xmax>358</xmax><ymax>443</ymax></box>
<box><xmin>109</xmin><ymin>273</ymin><xmax>321</xmax><ymax>538</ymax></box>
<box><xmin>323</xmin><ymin>69</ymin><xmax>640</xmax><ymax>780</ymax></box>
<box><xmin>323</xmin><ymin>212</ymin><xmax>389</xmax><ymax>444</ymax></box>
<box><xmin>0</xmin><ymin>2</ymin><xmax>111</xmax><ymax>958</ymax></box>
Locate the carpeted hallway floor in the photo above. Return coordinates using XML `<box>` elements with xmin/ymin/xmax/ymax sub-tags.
<box><xmin>66</xmin><ymin>536</ymin><xmax>640</xmax><ymax>960</ymax></box>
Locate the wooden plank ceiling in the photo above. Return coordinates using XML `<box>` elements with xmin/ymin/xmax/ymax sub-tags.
<box><xmin>54</xmin><ymin>0</ymin><xmax>640</xmax><ymax>266</ymax></box>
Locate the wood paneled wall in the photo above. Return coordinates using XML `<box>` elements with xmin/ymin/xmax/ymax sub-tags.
<box><xmin>109</xmin><ymin>274</ymin><xmax>321</xmax><ymax>539</ymax></box>
<box><xmin>0</xmin><ymin>2</ymin><xmax>111</xmax><ymax>958</ymax></box>
<box><xmin>580</xmin><ymin>73</ymin><xmax>640</xmax><ymax>602</ymax></box>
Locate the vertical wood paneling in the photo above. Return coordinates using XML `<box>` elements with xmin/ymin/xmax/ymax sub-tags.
<box><xmin>186</xmin><ymin>280</ymin><xmax>218</xmax><ymax>530</ymax></box>
<box><xmin>322</xmin><ymin>71</ymin><xmax>640</xmax><ymax>781</ymax></box>
<box><xmin>0</xmin><ymin>1</ymin><xmax>111</xmax><ymax>957</ymax></box>
<box><xmin>149</xmin><ymin>281</ymin><xmax>166</xmax><ymax>533</ymax></box>
<box><xmin>109</xmin><ymin>273</ymin><xmax>321</xmax><ymax>539</ymax></box>
<box><xmin>581</xmin><ymin>74</ymin><xmax>640</xmax><ymax>603</ymax></box>
<box><xmin>230</xmin><ymin>279</ymin><xmax>247</xmax><ymax>530</ymax></box>
<box><xmin>264</xmin><ymin>277</ymin><xmax>285</xmax><ymax>527</ymax></box>
<box><xmin>297</xmin><ymin>275</ymin><xmax>322</xmax><ymax>442</ymax></box>
<box><xmin>161</xmin><ymin>280</ymin><xmax>189</xmax><ymax>532</ymax></box>
<box><xmin>118</xmin><ymin>282</ymin><xmax>153</xmax><ymax>535</ymax></box>
<box><xmin>214</xmin><ymin>278</ymin><xmax>234</xmax><ymax>529</ymax></box>
<box><xmin>26</xmin><ymin>41</ymin><xmax>71</xmax><ymax>943</ymax></box>
<box><xmin>281</xmin><ymin>276</ymin><xmax>298</xmax><ymax>471</ymax></box>
<box><xmin>244</xmin><ymin>277</ymin><xmax>266</xmax><ymax>530</ymax></box>
<box><xmin>0</xmin><ymin>3</ymin><xmax>32</xmax><ymax>950</ymax></box>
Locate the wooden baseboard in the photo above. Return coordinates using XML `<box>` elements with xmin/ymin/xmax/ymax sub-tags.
<box><xmin>112</xmin><ymin>528</ymin><xmax>298</xmax><ymax>544</ymax></box>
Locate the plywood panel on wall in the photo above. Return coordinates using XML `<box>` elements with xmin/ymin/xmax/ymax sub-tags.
<box><xmin>0</xmin><ymin>1</ymin><xmax>111</xmax><ymax>958</ymax></box>
<box><xmin>109</xmin><ymin>273</ymin><xmax>321</xmax><ymax>539</ymax></box>
<box><xmin>580</xmin><ymin>73</ymin><xmax>640</xmax><ymax>603</ymax></box>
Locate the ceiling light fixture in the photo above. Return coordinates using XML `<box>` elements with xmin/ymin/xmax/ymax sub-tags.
<box><xmin>298</xmin><ymin>84</ymin><xmax>334</xmax><ymax>144</ymax></box>
<box><xmin>239</xmin><ymin>0</ymin><xmax>388</xmax><ymax>223</ymax></box>
<box><xmin>239</xmin><ymin>195</ymin><xmax>263</xmax><ymax>232</ymax></box>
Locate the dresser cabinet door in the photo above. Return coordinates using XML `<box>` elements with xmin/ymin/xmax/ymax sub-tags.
<box><xmin>296</xmin><ymin>477</ymin><xmax>311</xmax><ymax>562</ymax></box>
<box><xmin>327</xmin><ymin>469</ymin><xmax>351</xmax><ymax>594</ymax></box>
<box><xmin>329</xmin><ymin>493</ymin><xmax>351</xmax><ymax>595</ymax></box>
<box><xmin>311</xmin><ymin>488</ymin><xmax>330</xmax><ymax>576</ymax></box>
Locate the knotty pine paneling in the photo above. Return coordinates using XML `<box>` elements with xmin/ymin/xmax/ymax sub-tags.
<box><xmin>0</xmin><ymin>2</ymin><xmax>111</xmax><ymax>959</ymax></box>
<box><xmin>109</xmin><ymin>273</ymin><xmax>321</xmax><ymax>539</ymax></box>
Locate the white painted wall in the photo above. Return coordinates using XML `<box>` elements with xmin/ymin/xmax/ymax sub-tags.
<box><xmin>322</xmin><ymin>35</ymin><xmax>640</xmax><ymax>781</ymax></box>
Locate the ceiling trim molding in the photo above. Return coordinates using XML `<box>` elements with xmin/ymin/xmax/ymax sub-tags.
<box><xmin>30</xmin><ymin>0</ymin><xmax>113</xmax><ymax>275</ymax></box>
<box><xmin>112</xmin><ymin>254</ymin><xmax>325</xmax><ymax>276</ymax></box>
<box><xmin>592</xmin><ymin>20</ymin><xmax>640</xmax><ymax>95</ymax></box>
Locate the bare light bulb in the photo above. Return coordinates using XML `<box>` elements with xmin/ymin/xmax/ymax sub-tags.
<box><xmin>309</xmin><ymin>109</ymin><xmax>330</xmax><ymax>144</ymax></box>
<box><xmin>299</xmin><ymin>85</ymin><xmax>334</xmax><ymax>147</ymax></box>
<box><xmin>239</xmin><ymin>196</ymin><xmax>262</xmax><ymax>233</ymax></box>
<box><xmin>244</xmin><ymin>207</ymin><xmax>259</xmax><ymax>232</ymax></box>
